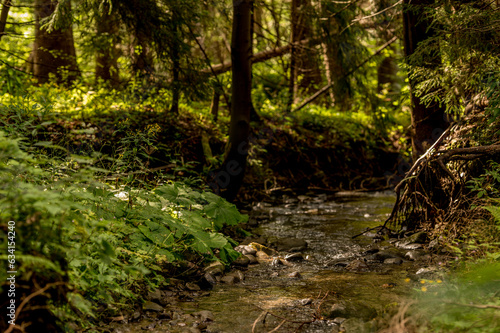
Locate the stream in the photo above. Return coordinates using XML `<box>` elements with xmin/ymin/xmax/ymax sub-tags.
<box><xmin>111</xmin><ymin>191</ymin><xmax>434</xmax><ymax>333</ymax></box>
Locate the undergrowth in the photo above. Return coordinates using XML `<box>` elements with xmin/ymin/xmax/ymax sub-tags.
<box><xmin>0</xmin><ymin>131</ymin><xmax>246</xmax><ymax>331</ymax></box>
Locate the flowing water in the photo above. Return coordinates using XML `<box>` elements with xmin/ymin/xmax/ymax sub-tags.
<box><xmin>178</xmin><ymin>191</ymin><xmax>417</xmax><ymax>333</ymax></box>
<box><xmin>110</xmin><ymin>191</ymin><xmax>421</xmax><ymax>333</ymax></box>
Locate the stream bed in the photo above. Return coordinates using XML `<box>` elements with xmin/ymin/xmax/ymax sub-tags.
<box><xmin>111</xmin><ymin>191</ymin><xmax>437</xmax><ymax>333</ymax></box>
<box><xmin>181</xmin><ymin>192</ymin><xmax>426</xmax><ymax>333</ymax></box>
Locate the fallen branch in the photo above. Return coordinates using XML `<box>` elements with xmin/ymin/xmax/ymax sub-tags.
<box><xmin>201</xmin><ymin>38</ymin><xmax>321</xmax><ymax>75</ymax></box>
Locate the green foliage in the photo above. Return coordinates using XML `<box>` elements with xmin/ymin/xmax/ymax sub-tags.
<box><xmin>466</xmin><ymin>161</ymin><xmax>500</xmax><ymax>199</ymax></box>
<box><xmin>0</xmin><ymin>130</ymin><xmax>246</xmax><ymax>327</ymax></box>
<box><xmin>407</xmin><ymin>1</ymin><xmax>500</xmax><ymax>117</ymax></box>
<box><xmin>411</xmin><ymin>261</ymin><xmax>500</xmax><ymax>333</ymax></box>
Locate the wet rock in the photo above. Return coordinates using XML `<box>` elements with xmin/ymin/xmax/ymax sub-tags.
<box><xmin>416</xmin><ymin>266</ymin><xmax>438</xmax><ymax>277</ymax></box>
<box><xmin>271</xmin><ymin>257</ymin><xmax>282</xmax><ymax>267</ymax></box>
<box><xmin>185</xmin><ymin>282</ymin><xmax>201</xmax><ymax>291</ymax></box>
<box><xmin>204</xmin><ymin>272</ymin><xmax>217</xmax><ymax>285</ymax></box>
<box><xmin>298</xmin><ymin>298</ymin><xmax>313</xmax><ymax>306</ymax></box>
<box><xmin>234</xmin><ymin>245</ymin><xmax>257</xmax><ymax>256</ymax></box>
<box><xmin>333</xmin><ymin>317</ymin><xmax>347</xmax><ymax>325</ymax></box>
<box><xmin>204</xmin><ymin>261</ymin><xmax>225</xmax><ymax>275</ymax></box>
<box><xmin>168</xmin><ymin>278</ymin><xmax>186</xmax><ymax>290</ymax></box>
<box><xmin>328</xmin><ymin>302</ymin><xmax>347</xmax><ymax>318</ymax></box>
<box><xmin>345</xmin><ymin>259</ymin><xmax>370</xmax><ymax>272</ymax></box>
<box><xmin>132</xmin><ymin>311</ymin><xmax>141</xmax><ymax>321</ymax></box>
<box><xmin>331</xmin><ymin>261</ymin><xmax>349</xmax><ymax>268</ymax></box>
<box><xmin>250</xmin><ymin>242</ymin><xmax>277</xmax><ymax>255</ymax></box>
<box><xmin>143</xmin><ymin>301</ymin><xmax>164</xmax><ymax>312</ymax></box>
<box><xmin>272</xmin><ymin>237</ymin><xmax>308</xmax><ymax>252</ymax></box>
<box><xmin>285</xmin><ymin>253</ymin><xmax>304</xmax><ymax>262</ymax></box>
<box><xmin>245</xmin><ymin>254</ymin><xmax>258</xmax><ymax>264</ymax></box>
<box><xmin>220</xmin><ymin>274</ymin><xmax>240</xmax><ymax>284</ymax></box>
<box><xmin>384</xmin><ymin>258</ymin><xmax>403</xmax><ymax>265</ymax></box>
<box><xmin>405</xmin><ymin>250</ymin><xmax>426</xmax><ymax>261</ymax></box>
<box><xmin>288</xmin><ymin>271</ymin><xmax>301</xmax><ymax>278</ymax></box>
<box><xmin>361</xmin><ymin>248</ymin><xmax>379</xmax><ymax>256</ymax></box>
<box><xmin>233</xmin><ymin>255</ymin><xmax>250</xmax><ymax>267</ymax></box>
<box><xmin>396</xmin><ymin>242</ymin><xmax>424</xmax><ymax>250</ymax></box>
<box><xmin>233</xmin><ymin>270</ymin><xmax>245</xmax><ymax>281</ymax></box>
<box><xmin>143</xmin><ymin>322</ymin><xmax>156</xmax><ymax>330</ymax></box>
<box><xmin>194</xmin><ymin>310</ymin><xmax>214</xmax><ymax>322</ymax></box>
<box><xmin>255</xmin><ymin>250</ymin><xmax>270</xmax><ymax>260</ymax></box>
<box><xmin>147</xmin><ymin>289</ymin><xmax>162</xmax><ymax>302</ymax></box>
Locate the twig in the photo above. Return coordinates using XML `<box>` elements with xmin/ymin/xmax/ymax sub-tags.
<box><xmin>252</xmin><ymin>311</ymin><xmax>268</xmax><ymax>333</ymax></box>
<box><xmin>4</xmin><ymin>282</ymin><xmax>66</xmax><ymax>333</ymax></box>
<box><xmin>267</xmin><ymin>319</ymin><xmax>287</xmax><ymax>333</ymax></box>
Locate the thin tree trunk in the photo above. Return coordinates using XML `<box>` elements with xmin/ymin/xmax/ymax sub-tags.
<box><xmin>287</xmin><ymin>0</ymin><xmax>299</xmax><ymax>111</ymax></box>
<box><xmin>95</xmin><ymin>3</ymin><xmax>120</xmax><ymax>86</ymax></box>
<box><xmin>210</xmin><ymin>0</ymin><xmax>252</xmax><ymax>202</ymax></box>
<box><xmin>210</xmin><ymin>88</ymin><xmax>220</xmax><ymax>122</ymax></box>
<box><xmin>0</xmin><ymin>0</ymin><xmax>12</xmax><ymax>42</ymax></box>
<box><xmin>403</xmin><ymin>0</ymin><xmax>449</xmax><ymax>160</ymax></box>
<box><xmin>170</xmin><ymin>11</ymin><xmax>180</xmax><ymax>114</ymax></box>
<box><xmin>33</xmin><ymin>0</ymin><xmax>79</xmax><ymax>85</ymax></box>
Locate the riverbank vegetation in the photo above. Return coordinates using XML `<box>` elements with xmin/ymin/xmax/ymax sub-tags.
<box><xmin>0</xmin><ymin>0</ymin><xmax>499</xmax><ymax>332</ymax></box>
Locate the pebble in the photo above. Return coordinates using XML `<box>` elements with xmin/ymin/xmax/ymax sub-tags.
<box><xmin>233</xmin><ymin>255</ymin><xmax>250</xmax><ymax>267</ymax></box>
<box><xmin>288</xmin><ymin>271</ymin><xmax>301</xmax><ymax>278</ymax></box>
<box><xmin>384</xmin><ymin>258</ymin><xmax>403</xmax><ymax>265</ymax></box>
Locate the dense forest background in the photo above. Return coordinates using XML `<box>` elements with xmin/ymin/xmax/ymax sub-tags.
<box><xmin>0</xmin><ymin>0</ymin><xmax>499</xmax><ymax>332</ymax></box>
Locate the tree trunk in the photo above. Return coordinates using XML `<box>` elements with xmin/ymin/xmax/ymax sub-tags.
<box><xmin>210</xmin><ymin>0</ymin><xmax>252</xmax><ymax>202</ymax></box>
<box><xmin>403</xmin><ymin>0</ymin><xmax>449</xmax><ymax>160</ymax></box>
<box><xmin>0</xmin><ymin>0</ymin><xmax>12</xmax><ymax>42</ymax></box>
<box><xmin>33</xmin><ymin>0</ymin><xmax>79</xmax><ymax>85</ymax></box>
<box><xmin>292</xmin><ymin>0</ymin><xmax>322</xmax><ymax>94</ymax></box>
<box><xmin>320</xmin><ymin>3</ymin><xmax>350</xmax><ymax>110</ymax></box>
<box><xmin>95</xmin><ymin>3</ymin><xmax>120</xmax><ymax>86</ymax></box>
<box><xmin>170</xmin><ymin>11</ymin><xmax>180</xmax><ymax>114</ymax></box>
<box><xmin>210</xmin><ymin>88</ymin><xmax>220</xmax><ymax>122</ymax></box>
